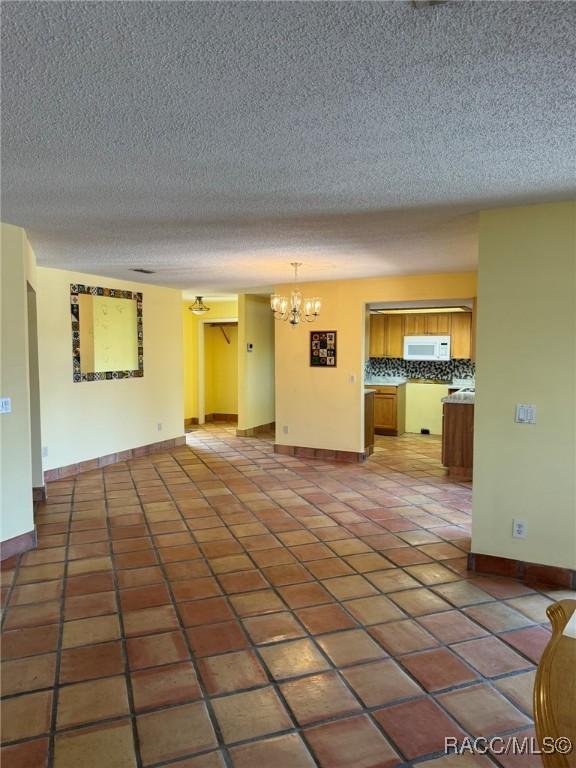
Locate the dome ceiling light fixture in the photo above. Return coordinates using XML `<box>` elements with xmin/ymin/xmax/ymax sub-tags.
<box><xmin>270</xmin><ymin>262</ymin><xmax>321</xmax><ymax>327</ymax></box>
<box><xmin>189</xmin><ymin>296</ymin><xmax>211</xmax><ymax>315</ymax></box>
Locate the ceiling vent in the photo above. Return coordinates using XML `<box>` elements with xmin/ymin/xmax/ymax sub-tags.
<box><xmin>131</xmin><ymin>268</ymin><xmax>156</xmax><ymax>274</ymax></box>
<box><xmin>411</xmin><ymin>0</ymin><xmax>448</xmax><ymax>7</ymax></box>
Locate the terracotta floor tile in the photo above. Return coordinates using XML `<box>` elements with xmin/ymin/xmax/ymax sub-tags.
<box><xmin>305</xmin><ymin>558</ymin><xmax>355</xmax><ymax>579</ymax></box>
<box><xmin>0</xmin><ymin>737</ymin><xmax>49</xmax><ymax>768</ymax></box>
<box><xmin>499</xmin><ymin>625</ymin><xmax>551</xmax><ymax>663</ymax></box>
<box><xmin>259</xmin><ymin>638</ymin><xmax>331</xmax><ymax>680</ymax></box>
<box><xmin>200</xmin><ymin>540</ymin><xmax>243</xmax><ymax>558</ymax></box>
<box><xmin>171</xmin><ymin>577</ymin><xmax>222</xmax><ymax>602</ymax></box>
<box><xmin>278</xmin><ymin>582</ymin><xmax>332</xmax><ymax>608</ymax></box>
<box><xmin>3</xmin><ymin>600</ymin><xmax>61</xmax><ymax>629</ymax></box>
<box><xmin>506</xmin><ymin>595</ymin><xmax>554</xmax><ymax>623</ymax></box>
<box><xmin>198</xmin><ymin>649</ymin><xmax>268</xmax><ymax>694</ymax></box>
<box><xmin>263</xmin><ymin>563</ymin><xmax>314</xmax><ymax>586</ymax></box>
<box><xmin>368</xmin><ymin>619</ymin><xmax>439</xmax><ymax>655</ymax></box>
<box><xmin>389</xmin><ymin>588</ymin><xmax>452</xmax><ymax>616</ymax></box>
<box><xmin>65</xmin><ymin>572</ymin><xmax>114</xmax><ymax>596</ymax></box>
<box><xmin>229</xmin><ymin>590</ymin><xmax>285</xmax><ymax>617</ymax></box>
<box><xmin>437</xmin><ymin>683</ymin><xmax>531</xmax><ymax>735</ymax></box>
<box><xmin>119</xmin><ymin>583</ymin><xmax>171</xmax><ymax>611</ymax></box>
<box><xmin>127</xmin><ymin>630</ymin><xmax>190</xmax><ymax>669</ymax></box>
<box><xmin>9</xmin><ymin>579</ymin><xmax>63</xmax><ymax>605</ymax></box>
<box><xmin>17</xmin><ymin>563</ymin><xmax>65</xmax><ymax>584</ymax></box>
<box><xmin>344</xmin><ymin>553</ymin><xmax>394</xmax><ymax>573</ymax></box>
<box><xmin>452</xmin><ymin>636</ymin><xmax>533</xmax><ymax>677</ymax></box>
<box><xmin>399</xmin><ymin>647</ymin><xmax>479</xmax><ymax>691</ymax></box>
<box><xmin>179</xmin><ymin>597</ymin><xmax>235</xmax><ymax>626</ymax></box>
<box><xmin>186</xmin><ymin>620</ymin><xmax>249</xmax><ymax>656</ymax></box>
<box><xmin>55</xmin><ymin>676</ymin><xmax>129</xmax><ymax>730</ymax></box>
<box><xmin>322</xmin><ymin>575</ymin><xmax>378</xmax><ymax>600</ymax></box>
<box><xmin>317</xmin><ymin>629</ymin><xmax>386</xmax><ymax>666</ymax></box>
<box><xmin>217</xmin><ymin>570</ymin><xmax>268</xmax><ymax>593</ymax></box>
<box><xmin>405</xmin><ymin>563</ymin><xmax>462</xmax><ymax>585</ymax></box>
<box><xmin>278</xmin><ymin>531</ymin><xmax>319</xmax><ymax>546</ymax></box>
<box><xmin>281</xmin><ymin>670</ymin><xmax>362</xmax><ymax>725</ymax></box>
<box><xmin>243</xmin><ymin>611</ymin><xmax>306</xmax><ymax>644</ymax></box>
<box><xmin>114</xmin><ymin>550</ymin><xmax>158</xmax><ymax>569</ymax></box>
<box><xmin>131</xmin><ymin>661</ymin><xmax>201</xmax><ymax>711</ymax></box>
<box><xmin>163</xmin><ymin>753</ymin><xmax>226</xmax><ymax>768</ymax></box>
<box><xmin>290</xmin><ymin>543</ymin><xmax>334</xmax><ymax>561</ymax></box>
<box><xmin>304</xmin><ymin>714</ymin><xmax>400</xmax><ymax>768</ymax></box>
<box><xmin>365</xmin><ymin>569</ymin><xmax>421</xmax><ymax>592</ymax></box>
<box><xmin>374</xmin><ymin>698</ymin><xmax>466</xmax><ymax>760</ymax></box>
<box><xmin>250</xmin><ymin>548</ymin><xmax>296</xmax><ymax>567</ymax></box>
<box><xmin>494</xmin><ymin>670</ymin><xmax>536</xmax><ymax>716</ymax></box>
<box><xmin>62</xmin><ymin>614</ymin><xmax>121</xmax><ymax>648</ymax></box>
<box><xmin>472</xmin><ymin>576</ymin><xmax>536</xmax><ymax>599</ymax></box>
<box><xmin>432</xmin><ymin>581</ymin><xmax>495</xmax><ymax>607</ymax></box>
<box><xmin>1</xmin><ymin>690</ymin><xmax>52</xmax><ymax>743</ymax></box>
<box><xmin>1</xmin><ymin>624</ymin><xmax>59</xmax><ymax>660</ymax></box>
<box><xmin>67</xmin><ymin>556</ymin><xmax>113</xmax><ymax>577</ymax></box>
<box><xmin>342</xmin><ymin>658</ymin><xmax>423</xmax><ymax>706</ymax></box>
<box><xmin>164</xmin><ymin>560</ymin><xmax>211</xmax><ymax>580</ymax></box>
<box><xmin>137</xmin><ymin>701</ymin><xmax>217</xmax><ymax>765</ymax></box>
<box><xmin>383</xmin><ymin>548</ymin><xmax>432</xmax><ymax>566</ymax></box>
<box><xmin>296</xmin><ymin>603</ymin><xmax>358</xmax><ymax>634</ymax></box>
<box><xmin>463</xmin><ymin>602</ymin><xmax>536</xmax><ymax>634</ymax></box>
<box><xmin>417</xmin><ymin>610</ymin><xmax>489</xmax><ymax>643</ymax></box>
<box><xmin>53</xmin><ymin>720</ymin><xmax>137</xmax><ymax>768</ymax></box>
<box><xmin>60</xmin><ymin>641</ymin><xmax>124</xmax><ymax>683</ymax></box>
<box><xmin>212</xmin><ymin>686</ymin><xmax>293</xmax><ymax>743</ymax></box>
<box><xmin>343</xmin><ymin>595</ymin><xmax>404</xmax><ymax>626</ymax></box>
<box><xmin>229</xmin><ymin>733</ymin><xmax>316</xmax><ymax>768</ymax></box>
<box><xmin>123</xmin><ymin>604</ymin><xmax>180</xmax><ymax>636</ymax></box>
<box><xmin>64</xmin><ymin>591</ymin><xmax>117</xmax><ymax>620</ymax></box>
<box><xmin>1</xmin><ymin>652</ymin><xmax>56</xmax><ymax>695</ymax></box>
<box><xmin>209</xmin><ymin>554</ymin><xmax>253</xmax><ymax>574</ymax></box>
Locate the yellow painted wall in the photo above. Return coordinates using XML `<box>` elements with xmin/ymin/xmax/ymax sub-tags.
<box><xmin>182</xmin><ymin>299</ymin><xmax>238</xmax><ymax>420</ymax></box>
<box><xmin>37</xmin><ymin>267</ymin><xmax>184</xmax><ymax>470</ymax></box>
<box><xmin>238</xmin><ymin>295</ymin><xmax>276</xmax><ymax>431</ymax></box>
<box><xmin>405</xmin><ymin>383</ymin><xmax>448</xmax><ymax>435</ymax></box>
<box><xmin>274</xmin><ymin>272</ymin><xmax>476</xmax><ymax>452</ymax></box>
<box><xmin>205</xmin><ymin>324</ymin><xmax>238</xmax><ymax>414</ymax></box>
<box><xmin>472</xmin><ymin>201</ymin><xmax>576</xmax><ymax>569</ymax></box>
<box><xmin>1</xmin><ymin>223</ymin><xmax>37</xmax><ymax>541</ymax></box>
<box><xmin>92</xmin><ymin>295</ymin><xmax>138</xmax><ymax>372</ymax></box>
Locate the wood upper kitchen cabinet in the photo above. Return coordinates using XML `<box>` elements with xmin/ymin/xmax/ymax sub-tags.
<box><xmin>403</xmin><ymin>314</ymin><xmax>427</xmax><ymax>336</ymax></box>
<box><xmin>425</xmin><ymin>312</ymin><xmax>451</xmax><ymax>335</ymax></box>
<box><xmin>450</xmin><ymin>313</ymin><xmax>473</xmax><ymax>358</ymax></box>
<box><xmin>369</xmin><ymin>314</ymin><xmax>404</xmax><ymax>357</ymax></box>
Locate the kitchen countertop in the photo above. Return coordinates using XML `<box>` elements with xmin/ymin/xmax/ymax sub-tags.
<box><xmin>442</xmin><ymin>389</ymin><xmax>475</xmax><ymax>404</ymax></box>
<box><xmin>365</xmin><ymin>377</ymin><xmax>475</xmax><ymax>388</ymax></box>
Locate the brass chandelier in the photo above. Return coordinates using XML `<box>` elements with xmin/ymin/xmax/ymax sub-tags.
<box><xmin>270</xmin><ymin>263</ymin><xmax>321</xmax><ymax>326</ymax></box>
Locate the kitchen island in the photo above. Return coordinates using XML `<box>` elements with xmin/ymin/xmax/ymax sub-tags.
<box><xmin>441</xmin><ymin>389</ymin><xmax>474</xmax><ymax>480</ymax></box>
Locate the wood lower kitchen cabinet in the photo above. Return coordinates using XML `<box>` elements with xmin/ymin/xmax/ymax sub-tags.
<box><xmin>442</xmin><ymin>401</ymin><xmax>474</xmax><ymax>479</ymax></box>
<box><xmin>373</xmin><ymin>385</ymin><xmax>406</xmax><ymax>436</ymax></box>
<box><xmin>364</xmin><ymin>390</ymin><xmax>375</xmax><ymax>455</ymax></box>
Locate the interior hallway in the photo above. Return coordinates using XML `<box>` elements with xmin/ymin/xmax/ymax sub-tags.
<box><xmin>1</xmin><ymin>423</ymin><xmax>571</xmax><ymax>768</ymax></box>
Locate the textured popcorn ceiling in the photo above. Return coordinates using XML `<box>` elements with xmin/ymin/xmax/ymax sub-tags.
<box><xmin>1</xmin><ymin>1</ymin><xmax>574</xmax><ymax>292</ymax></box>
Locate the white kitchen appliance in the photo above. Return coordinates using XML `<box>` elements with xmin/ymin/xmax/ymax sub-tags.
<box><xmin>403</xmin><ymin>335</ymin><xmax>451</xmax><ymax>361</ymax></box>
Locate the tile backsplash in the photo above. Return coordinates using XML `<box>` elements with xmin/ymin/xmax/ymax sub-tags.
<box><xmin>366</xmin><ymin>357</ymin><xmax>475</xmax><ymax>382</ymax></box>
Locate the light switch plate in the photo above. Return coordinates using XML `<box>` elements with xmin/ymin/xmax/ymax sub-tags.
<box><xmin>0</xmin><ymin>397</ymin><xmax>12</xmax><ymax>414</ymax></box>
<box><xmin>515</xmin><ymin>404</ymin><xmax>537</xmax><ymax>424</ymax></box>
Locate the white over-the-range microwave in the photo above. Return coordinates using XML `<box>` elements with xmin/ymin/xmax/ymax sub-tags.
<box><xmin>403</xmin><ymin>335</ymin><xmax>451</xmax><ymax>361</ymax></box>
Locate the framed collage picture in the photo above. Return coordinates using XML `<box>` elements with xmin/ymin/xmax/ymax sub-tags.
<box><xmin>310</xmin><ymin>330</ymin><xmax>337</xmax><ymax>367</ymax></box>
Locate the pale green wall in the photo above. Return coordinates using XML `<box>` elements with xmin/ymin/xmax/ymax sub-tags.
<box><xmin>472</xmin><ymin>201</ymin><xmax>576</xmax><ymax>569</ymax></box>
<box><xmin>1</xmin><ymin>223</ymin><xmax>36</xmax><ymax>542</ymax></box>
<box><xmin>238</xmin><ymin>295</ymin><xmax>275</xmax><ymax>431</ymax></box>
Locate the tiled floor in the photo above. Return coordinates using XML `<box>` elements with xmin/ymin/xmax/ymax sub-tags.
<box><xmin>1</xmin><ymin>425</ymin><xmax>572</xmax><ymax>768</ymax></box>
